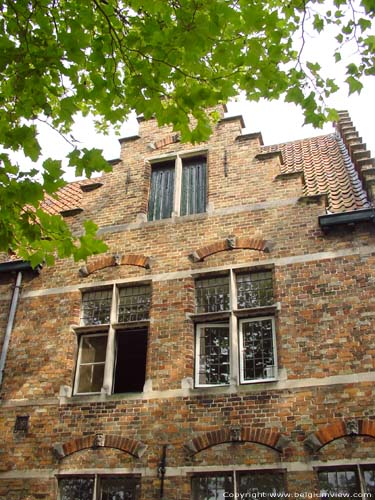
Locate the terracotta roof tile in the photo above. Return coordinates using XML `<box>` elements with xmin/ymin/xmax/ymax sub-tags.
<box><xmin>41</xmin><ymin>178</ymin><xmax>103</xmax><ymax>215</ymax></box>
<box><xmin>263</xmin><ymin>134</ymin><xmax>370</xmax><ymax>213</ymax></box>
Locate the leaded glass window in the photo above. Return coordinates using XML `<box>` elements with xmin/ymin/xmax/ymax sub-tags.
<box><xmin>196</xmin><ymin>325</ymin><xmax>230</xmax><ymax>385</ymax></box>
<box><xmin>81</xmin><ymin>289</ymin><xmax>112</xmax><ymax>325</ymax></box>
<box><xmin>240</xmin><ymin>318</ymin><xmax>276</xmax><ymax>382</ymax></box>
<box><xmin>118</xmin><ymin>285</ymin><xmax>151</xmax><ymax>322</ymax></box>
<box><xmin>195</xmin><ymin>276</ymin><xmax>230</xmax><ymax>313</ymax></box>
<box><xmin>236</xmin><ymin>271</ymin><xmax>273</xmax><ymax>308</ymax></box>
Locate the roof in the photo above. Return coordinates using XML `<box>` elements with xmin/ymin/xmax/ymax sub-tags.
<box><xmin>263</xmin><ymin>133</ymin><xmax>370</xmax><ymax>213</ymax></box>
<box><xmin>43</xmin><ymin>128</ymin><xmax>372</xmax><ymax>216</ymax></box>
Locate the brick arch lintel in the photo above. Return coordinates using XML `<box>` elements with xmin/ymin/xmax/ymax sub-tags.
<box><xmin>188</xmin><ymin>237</ymin><xmax>273</xmax><ymax>263</ymax></box>
<box><xmin>53</xmin><ymin>433</ymin><xmax>147</xmax><ymax>460</ymax></box>
<box><xmin>304</xmin><ymin>419</ymin><xmax>375</xmax><ymax>452</ymax></box>
<box><xmin>184</xmin><ymin>426</ymin><xmax>290</xmax><ymax>456</ymax></box>
<box><xmin>79</xmin><ymin>254</ymin><xmax>151</xmax><ymax>277</ymax></box>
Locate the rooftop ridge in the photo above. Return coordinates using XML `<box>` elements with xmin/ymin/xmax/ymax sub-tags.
<box><xmin>335</xmin><ymin>111</ymin><xmax>375</xmax><ymax>205</ymax></box>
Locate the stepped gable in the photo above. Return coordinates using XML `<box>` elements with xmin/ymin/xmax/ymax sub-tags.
<box><xmin>263</xmin><ymin>133</ymin><xmax>370</xmax><ymax>213</ymax></box>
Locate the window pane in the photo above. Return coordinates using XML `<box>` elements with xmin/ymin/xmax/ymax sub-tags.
<box><xmin>181</xmin><ymin>157</ymin><xmax>206</xmax><ymax>216</ymax></box>
<box><xmin>81</xmin><ymin>335</ymin><xmax>107</xmax><ymax>363</ymax></box>
<box><xmin>241</xmin><ymin>319</ymin><xmax>275</xmax><ymax>381</ymax></box>
<box><xmin>59</xmin><ymin>477</ymin><xmax>94</xmax><ymax>500</ymax></box>
<box><xmin>192</xmin><ymin>474</ymin><xmax>233</xmax><ymax>500</ymax></box>
<box><xmin>198</xmin><ymin>326</ymin><xmax>230</xmax><ymax>385</ymax></box>
<box><xmin>239</xmin><ymin>472</ymin><xmax>285</xmax><ymax>499</ymax></box>
<box><xmin>318</xmin><ymin>469</ymin><xmax>360</xmax><ymax>499</ymax></box>
<box><xmin>236</xmin><ymin>271</ymin><xmax>273</xmax><ymax>309</ymax></box>
<box><xmin>101</xmin><ymin>477</ymin><xmax>139</xmax><ymax>500</ymax></box>
<box><xmin>148</xmin><ymin>163</ymin><xmax>175</xmax><ymax>221</ymax></box>
<box><xmin>118</xmin><ymin>286</ymin><xmax>151</xmax><ymax>322</ymax></box>
<box><xmin>196</xmin><ymin>276</ymin><xmax>230</xmax><ymax>313</ymax></box>
<box><xmin>77</xmin><ymin>363</ymin><xmax>105</xmax><ymax>393</ymax></box>
<box><xmin>82</xmin><ymin>289</ymin><xmax>112</xmax><ymax>325</ymax></box>
<box><xmin>364</xmin><ymin>468</ymin><xmax>375</xmax><ymax>497</ymax></box>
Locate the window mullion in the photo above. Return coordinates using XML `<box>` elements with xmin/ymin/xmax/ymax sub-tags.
<box><xmin>229</xmin><ymin>270</ymin><xmax>239</xmax><ymax>386</ymax></box>
<box><xmin>233</xmin><ymin>471</ymin><xmax>238</xmax><ymax>496</ymax></box>
<box><xmin>93</xmin><ymin>474</ymin><xmax>99</xmax><ymax>500</ymax></box>
<box><xmin>358</xmin><ymin>465</ymin><xmax>367</xmax><ymax>496</ymax></box>
<box><xmin>102</xmin><ymin>284</ymin><xmax>117</xmax><ymax>395</ymax></box>
<box><xmin>173</xmin><ymin>155</ymin><xmax>182</xmax><ymax>216</ymax></box>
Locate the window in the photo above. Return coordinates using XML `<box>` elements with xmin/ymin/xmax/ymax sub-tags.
<box><xmin>74</xmin><ymin>284</ymin><xmax>151</xmax><ymax>395</ymax></box>
<box><xmin>194</xmin><ymin>269</ymin><xmax>276</xmax><ymax>387</ymax></box>
<box><xmin>318</xmin><ymin>466</ymin><xmax>375</xmax><ymax>499</ymax></box>
<box><xmin>59</xmin><ymin>475</ymin><xmax>140</xmax><ymax>500</ymax></box>
<box><xmin>191</xmin><ymin>471</ymin><xmax>285</xmax><ymax>499</ymax></box>
<box><xmin>148</xmin><ymin>155</ymin><xmax>206</xmax><ymax>221</ymax></box>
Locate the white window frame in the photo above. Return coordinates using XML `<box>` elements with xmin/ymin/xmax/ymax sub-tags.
<box><xmin>195</xmin><ymin>323</ymin><xmax>231</xmax><ymax>387</ymax></box>
<box><xmin>73</xmin><ymin>333</ymin><xmax>108</xmax><ymax>396</ymax></box>
<box><xmin>148</xmin><ymin>150</ymin><xmax>208</xmax><ymax>219</ymax></box>
<box><xmin>239</xmin><ymin>316</ymin><xmax>277</xmax><ymax>384</ymax></box>
<box><xmin>194</xmin><ymin>269</ymin><xmax>277</xmax><ymax>388</ymax></box>
<box><xmin>73</xmin><ymin>283</ymin><xmax>151</xmax><ymax>396</ymax></box>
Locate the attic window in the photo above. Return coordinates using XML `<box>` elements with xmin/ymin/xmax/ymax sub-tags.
<box><xmin>80</xmin><ymin>182</ymin><xmax>103</xmax><ymax>192</ymax></box>
<box><xmin>148</xmin><ymin>154</ymin><xmax>207</xmax><ymax>221</ymax></box>
<box><xmin>60</xmin><ymin>208</ymin><xmax>83</xmax><ymax>217</ymax></box>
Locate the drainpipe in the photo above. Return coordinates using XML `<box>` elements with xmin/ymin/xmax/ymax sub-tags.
<box><xmin>0</xmin><ymin>271</ymin><xmax>23</xmax><ymax>387</ymax></box>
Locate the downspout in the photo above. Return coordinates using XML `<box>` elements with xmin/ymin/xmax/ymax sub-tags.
<box><xmin>0</xmin><ymin>272</ymin><xmax>23</xmax><ymax>387</ymax></box>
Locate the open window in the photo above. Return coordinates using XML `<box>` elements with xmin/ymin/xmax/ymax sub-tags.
<box><xmin>73</xmin><ymin>284</ymin><xmax>151</xmax><ymax>395</ymax></box>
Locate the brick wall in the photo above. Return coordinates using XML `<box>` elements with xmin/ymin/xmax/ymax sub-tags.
<box><xmin>0</xmin><ymin>107</ymin><xmax>374</xmax><ymax>499</ymax></box>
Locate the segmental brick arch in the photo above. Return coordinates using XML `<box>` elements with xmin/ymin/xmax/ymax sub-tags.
<box><xmin>304</xmin><ymin>419</ymin><xmax>375</xmax><ymax>452</ymax></box>
<box><xmin>188</xmin><ymin>237</ymin><xmax>273</xmax><ymax>263</ymax></box>
<box><xmin>184</xmin><ymin>426</ymin><xmax>290</xmax><ymax>456</ymax></box>
<box><xmin>53</xmin><ymin>433</ymin><xmax>147</xmax><ymax>459</ymax></box>
<box><xmin>79</xmin><ymin>253</ymin><xmax>151</xmax><ymax>276</ymax></box>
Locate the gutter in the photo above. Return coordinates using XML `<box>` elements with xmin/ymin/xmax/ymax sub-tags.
<box><xmin>0</xmin><ymin>260</ymin><xmax>37</xmax><ymax>387</ymax></box>
<box><xmin>319</xmin><ymin>208</ymin><xmax>375</xmax><ymax>231</ymax></box>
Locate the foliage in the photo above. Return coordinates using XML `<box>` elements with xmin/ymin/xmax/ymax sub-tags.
<box><xmin>0</xmin><ymin>0</ymin><xmax>374</xmax><ymax>265</ymax></box>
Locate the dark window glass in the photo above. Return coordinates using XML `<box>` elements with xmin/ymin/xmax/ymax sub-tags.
<box><xmin>113</xmin><ymin>329</ymin><xmax>148</xmax><ymax>393</ymax></box>
<box><xmin>118</xmin><ymin>286</ymin><xmax>151</xmax><ymax>322</ymax></box>
<box><xmin>192</xmin><ymin>474</ymin><xmax>233</xmax><ymax>499</ymax></box>
<box><xmin>241</xmin><ymin>319</ymin><xmax>275</xmax><ymax>381</ymax></box>
<box><xmin>148</xmin><ymin>162</ymin><xmax>175</xmax><ymax>221</ymax></box>
<box><xmin>181</xmin><ymin>157</ymin><xmax>206</xmax><ymax>216</ymax></box>
<box><xmin>239</xmin><ymin>471</ymin><xmax>285</xmax><ymax>498</ymax></box>
<box><xmin>364</xmin><ymin>468</ymin><xmax>375</xmax><ymax>498</ymax></box>
<box><xmin>236</xmin><ymin>271</ymin><xmax>273</xmax><ymax>309</ymax></box>
<box><xmin>197</xmin><ymin>325</ymin><xmax>230</xmax><ymax>385</ymax></box>
<box><xmin>59</xmin><ymin>477</ymin><xmax>94</xmax><ymax>500</ymax></box>
<box><xmin>196</xmin><ymin>276</ymin><xmax>230</xmax><ymax>313</ymax></box>
<box><xmin>318</xmin><ymin>469</ymin><xmax>360</xmax><ymax>499</ymax></box>
<box><xmin>101</xmin><ymin>476</ymin><xmax>139</xmax><ymax>500</ymax></box>
<box><xmin>81</xmin><ymin>289</ymin><xmax>112</xmax><ymax>325</ymax></box>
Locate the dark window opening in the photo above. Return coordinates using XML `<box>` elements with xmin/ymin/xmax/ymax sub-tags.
<box><xmin>113</xmin><ymin>328</ymin><xmax>148</xmax><ymax>393</ymax></box>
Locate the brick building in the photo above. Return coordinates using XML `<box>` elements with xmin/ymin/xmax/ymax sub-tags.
<box><xmin>0</xmin><ymin>106</ymin><xmax>375</xmax><ymax>499</ymax></box>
